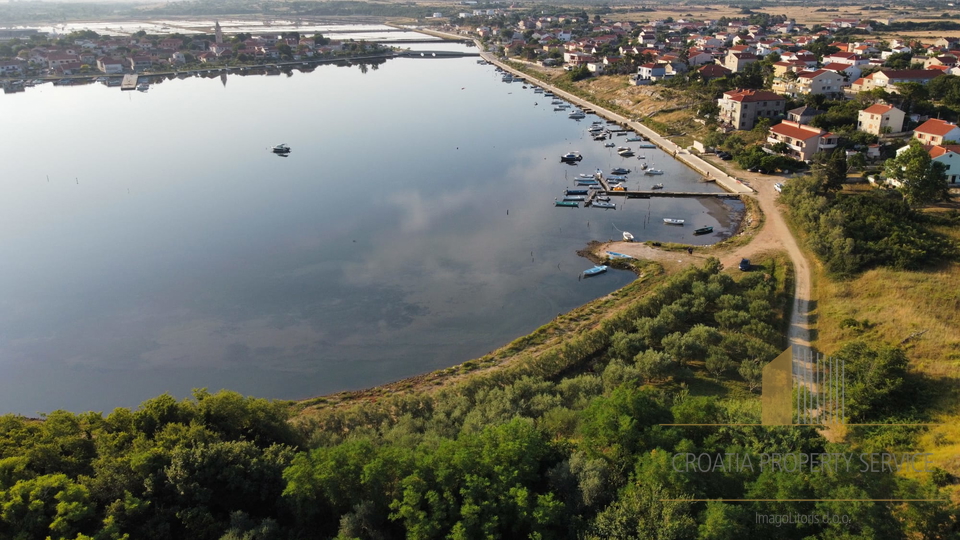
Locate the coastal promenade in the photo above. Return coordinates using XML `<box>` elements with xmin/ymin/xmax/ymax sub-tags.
<box><xmin>395</xmin><ymin>25</ymin><xmax>753</xmax><ymax>195</ymax></box>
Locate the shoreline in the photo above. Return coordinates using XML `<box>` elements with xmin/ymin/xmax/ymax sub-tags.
<box><xmin>397</xmin><ymin>25</ymin><xmax>754</xmax><ymax>197</ymax></box>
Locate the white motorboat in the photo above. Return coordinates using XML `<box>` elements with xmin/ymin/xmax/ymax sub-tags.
<box><xmin>651</xmin><ymin>183</ymin><xmax>664</xmax><ymax>189</ymax></box>
<box><xmin>623</xmin><ymin>231</ymin><xmax>634</xmax><ymax>242</ymax></box>
<box><xmin>136</xmin><ymin>83</ymin><xmax>149</xmax><ymax>92</ymax></box>
<box><xmin>644</xmin><ymin>169</ymin><xmax>664</xmax><ymax>175</ymax></box>
<box><xmin>560</xmin><ymin>151</ymin><xmax>583</xmax><ymax>162</ymax></box>
<box><xmin>568</xmin><ymin>111</ymin><xmax>586</xmax><ymax>119</ymax></box>
<box><xmin>663</xmin><ymin>218</ymin><xmax>684</xmax><ymax>225</ymax></box>
<box><xmin>604</xmin><ymin>142</ymin><xmax>616</xmax><ymax>147</ymax></box>
<box><xmin>588</xmin><ymin>125</ymin><xmax>604</xmax><ymax>132</ymax></box>
<box><xmin>272</xmin><ymin>143</ymin><xmax>291</xmax><ymax>153</ymax></box>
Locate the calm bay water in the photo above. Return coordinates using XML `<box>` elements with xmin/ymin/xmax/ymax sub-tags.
<box><xmin>0</xmin><ymin>47</ymin><xmax>740</xmax><ymax>414</ymax></box>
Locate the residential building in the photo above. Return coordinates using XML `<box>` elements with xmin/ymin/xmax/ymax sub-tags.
<box><xmin>767</xmin><ymin>120</ymin><xmax>838</xmax><ymax>161</ymax></box>
<box><xmin>697</xmin><ymin>64</ymin><xmax>732</xmax><ymax>80</ymax></box>
<box><xmin>635</xmin><ymin>62</ymin><xmax>666</xmax><ymax>82</ymax></box>
<box><xmin>857</xmin><ymin>104</ymin><xmax>905</xmax><ymax>135</ymax></box>
<box><xmin>128</xmin><ymin>56</ymin><xmax>152</xmax><ymax>71</ymax></box>
<box><xmin>0</xmin><ymin>60</ymin><xmax>23</xmax><ymax>76</ymax></box>
<box><xmin>850</xmin><ymin>69</ymin><xmax>943</xmax><ymax>93</ymax></box>
<box><xmin>717</xmin><ymin>89</ymin><xmax>786</xmax><ymax>130</ymax></box>
<box><xmin>723</xmin><ymin>50</ymin><xmax>757</xmax><ymax>72</ymax></box>
<box><xmin>913</xmin><ymin>118</ymin><xmax>960</xmax><ymax>145</ymax></box>
<box><xmin>929</xmin><ymin>145</ymin><xmax>960</xmax><ymax>185</ymax></box>
<box><xmin>96</xmin><ymin>57</ymin><xmax>124</xmax><ymax>74</ymax></box>
<box><xmin>773</xmin><ymin>69</ymin><xmax>843</xmax><ymax>97</ymax></box>
<box><xmin>786</xmin><ymin>105</ymin><xmax>823</xmax><ymax>125</ymax></box>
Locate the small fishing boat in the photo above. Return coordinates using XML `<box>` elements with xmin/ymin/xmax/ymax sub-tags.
<box><xmin>564</xmin><ymin>189</ymin><xmax>589</xmax><ymax>195</ymax></box>
<box><xmin>575</xmin><ymin>180</ymin><xmax>599</xmax><ymax>186</ymax></box>
<box><xmin>588</xmin><ymin>125</ymin><xmax>604</xmax><ymax>132</ymax></box>
<box><xmin>578</xmin><ymin>173</ymin><xmax>597</xmax><ymax>179</ymax></box>
<box><xmin>644</xmin><ymin>169</ymin><xmax>664</xmax><ymax>175</ymax></box>
<box><xmin>604</xmin><ymin>142</ymin><xmax>616</xmax><ymax>147</ymax></box>
<box><xmin>626</xmin><ymin>135</ymin><xmax>643</xmax><ymax>142</ymax></box>
<box><xmin>611</xmin><ymin>167</ymin><xmax>630</xmax><ymax>175</ymax></box>
<box><xmin>592</xmin><ymin>201</ymin><xmax>616</xmax><ymax>209</ymax></box>
<box><xmin>272</xmin><ymin>143</ymin><xmax>291</xmax><ymax>153</ymax></box>
<box><xmin>554</xmin><ymin>107</ymin><xmax>565</xmax><ymax>111</ymax></box>
<box><xmin>618</xmin><ymin>149</ymin><xmax>635</xmax><ymax>157</ymax></box>
<box><xmin>582</xmin><ymin>265</ymin><xmax>608</xmax><ymax>276</ymax></box>
<box><xmin>568</xmin><ymin>111</ymin><xmax>586</xmax><ymax>119</ymax></box>
<box><xmin>555</xmin><ymin>200</ymin><xmax>579</xmax><ymax>207</ymax></box>
<box><xmin>534</xmin><ymin>88</ymin><xmax>543</xmax><ymax>93</ymax></box>
<box><xmin>588</xmin><ymin>184</ymin><xmax>603</xmax><ymax>190</ymax></box>
<box><xmin>606</xmin><ymin>251</ymin><xmax>634</xmax><ymax>259</ymax></box>
<box><xmin>636</xmin><ymin>142</ymin><xmax>656</xmax><ymax>148</ymax></box>
<box><xmin>651</xmin><ymin>183</ymin><xmax>664</xmax><ymax>189</ymax></box>
<box><xmin>663</xmin><ymin>218</ymin><xmax>685</xmax><ymax>225</ymax></box>
<box><xmin>622</xmin><ymin>231</ymin><xmax>634</xmax><ymax>242</ymax></box>
<box><xmin>637</xmin><ymin>155</ymin><xmax>646</xmax><ymax>159</ymax></box>
<box><xmin>694</xmin><ymin>226</ymin><xmax>714</xmax><ymax>235</ymax></box>
<box><xmin>606</xmin><ymin>175</ymin><xmax>627</xmax><ymax>181</ymax></box>
<box><xmin>560</xmin><ymin>151</ymin><xmax>583</xmax><ymax>162</ymax></box>
<box><xmin>563</xmin><ymin>195</ymin><xmax>586</xmax><ymax>201</ymax></box>
<box><xmin>552</xmin><ymin>100</ymin><xmax>564</xmax><ymax>105</ymax></box>
<box><xmin>595</xmin><ymin>195</ymin><xmax>612</xmax><ymax>202</ymax></box>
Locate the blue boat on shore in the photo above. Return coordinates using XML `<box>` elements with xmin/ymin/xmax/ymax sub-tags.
<box><xmin>582</xmin><ymin>265</ymin><xmax>608</xmax><ymax>277</ymax></box>
<box><xmin>606</xmin><ymin>251</ymin><xmax>634</xmax><ymax>259</ymax></box>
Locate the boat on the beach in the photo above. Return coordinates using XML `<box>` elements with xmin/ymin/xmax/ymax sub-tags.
<box><xmin>565</xmin><ymin>189</ymin><xmax>589</xmax><ymax>195</ymax></box>
<box><xmin>663</xmin><ymin>218</ymin><xmax>685</xmax><ymax>225</ymax></box>
<box><xmin>607</xmin><ymin>251</ymin><xmax>634</xmax><ymax>259</ymax></box>
<box><xmin>644</xmin><ymin>169</ymin><xmax>664</xmax><ymax>175</ymax></box>
<box><xmin>582</xmin><ymin>265</ymin><xmax>609</xmax><ymax>276</ymax></box>
<box><xmin>560</xmin><ymin>151</ymin><xmax>583</xmax><ymax>162</ymax></box>
<box><xmin>694</xmin><ymin>226</ymin><xmax>714</xmax><ymax>235</ymax></box>
<box><xmin>622</xmin><ymin>231</ymin><xmax>634</xmax><ymax>242</ymax></box>
<box><xmin>611</xmin><ymin>167</ymin><xmax>630</xmax><ymax>175</ymax></box>
<box><xmin>651</xmin><ymin>183</ymin><xmax>664</xmax><ymax>189</ymax></box>
<box><xmin>555</xmin><ymin>200</ymin><xmax>579</xmax><ymax>207</ymax></box>
<box><xmin>592</xmin><ymin>201</ymin><xmax>616</xmax><ymax>209</ymax></box>
<box><xmin>272</xmin><ymin>143</ymin><xmax>291</xmax><ymax>154</ymax></box>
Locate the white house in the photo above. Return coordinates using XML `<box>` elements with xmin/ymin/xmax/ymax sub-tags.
<box><xmin>96</xmin><ymin>57</ymin><xmax>124</xmax><ymax>74</ymax></box>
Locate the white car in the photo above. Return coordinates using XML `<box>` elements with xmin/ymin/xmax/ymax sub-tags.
<box><xmin>774</xmin><ymin>183</ymin><xmax>784</xmax><ymax>193</ymax></box>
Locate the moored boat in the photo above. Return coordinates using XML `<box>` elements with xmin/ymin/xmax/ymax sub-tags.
<box><xmin>568</xmin><ymin>111</ymin><xmax>586</xmax><ymax>119</ymax></box>
<box><xmin>606</xmin><ymin>175</ymin><xmax>627</xmax><ymax>181</ymax></box>
<box><xmin>592</xmin><ymin>201</ymin><xmax>616</xmax><ymax>209</ymax></box>
<box><xmin>623</xmin><ymin>231</ymin><xmax>634</xmax><ymax>242</ymax></box>
<box><xmin>582</xmin><ymin>265</ymin><xmax>608</xmax><ymax>276</ymax></box>
<box><xmin>663</xmin><ymin>218</ymin><xmax>684</xmax><ymax>225</ymax></box>
<box><xmin>578</xmin><ymin>173</ymin><xmax>596</xmax><ymax>179</ymax></box>
<box><xmin>563</xmin><ymin>195</ymin><xmax>586</xmax><ymax>201</ymax></box>
<box><xmin>618</xmin><ymin>149</ymin><xmax>635</xmax><ymax>157</ymax></box>
<box><xmin>694</xmin><ymin>226</ymin><xmax>714</xmax><ymax>235</ymax></box>
<box><xmin>555</xmin><ymin>200</ymin><xmax>579</xmax><ymax>207</ymax></box>
<box><xmin>564</xmin><ymin>189</ymin><xmax>589</xmax><ymax>195</ymax></box>
<box><xmin>636</xmin><ymin>142</ymin><xmax>656</xmax><ymax>148</ymax></box>
<box><xmin>644</xmin><ymin>169</ymin><xmax>664</xmax><ymax>175</ymax></box>
<box><xmin>272</xmin><ymin>143</ymin><xmax>291</xmax><ymax>153</ymax></box>
<box><xmin>626</xmin><ymin>135</ymin><xmax>643</xmax><ymax>142</ymax></box>
<box><xmin>575</xmin><ymin>180</ymin><xmax>599</xmax><ymax>185</ymax></box>
<box><xmin>610</xmin><ymin>167</ymin><xmax>630</xmax><ymax>175</ymax></box>
<box><xmin>604</xmin><ymin>142</ymin><xmax>615</xmax><ymax>147</ymax></box>
<box><xmin>560</xmin><ymin>151</ymin><xmax>583</xmax><ymax>162</ymax></box>
<box><xmin>651</xmin><ymin>183</ymin><xmax>664</xmax><ymax>189</ymax></box>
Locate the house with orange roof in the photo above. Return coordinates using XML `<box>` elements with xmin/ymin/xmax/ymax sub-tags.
<box><xmin>914</xmin><ymin>119</ymin><xmax>960</xmax><ymax>145</ymax></box>
<box><xmin>928</xmin><ymin>145</ymin><xmax>960</xmax><ymax>185</ymax></box>
<box><xmin>717</xmin><ymin>89</ymin><xmax>786</xmax><ymax>130</ymax></box>
<box><xmin>857</xmin><ymin>104</ymin><xmax>904</xmax><ymax>135</ymax></box>
<box><xmin>773</xmin><ymin>69</ymin><xmax>843</xmax><ymax>97</ymax></box>
<box><xmin>767</xmin><ymin>120</ymin><xmax>838</xmax><ymax>161</ymax></box>
<box><xmin>723</xmin><ymin>50</ymin><xmax>757</xmax><ymax>72</ymax></box>
<box><xmin>850</xmin><ymin>69</ymin><xmax>944</xmax><ymax>93</ymax></box>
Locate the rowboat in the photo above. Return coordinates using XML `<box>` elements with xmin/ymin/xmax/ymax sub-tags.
<box><xmin>575</xmin><ymin>180</ymin><xmax>599</xmax><ymax>185</ymax></box>
<box><xmin>578</xmin><ymin>173</ymin><xmax>596</xmax><ymax>179</ymax></box>
<box><xmin>604</xmin><ymin>142</ymin><xmax>616</xmax><ymax>147</ymax></box>
<box><xmin>606</xmin><ymin>175</ymin><xmax>627</xmax><ymax>181</ymax></box>
<box><xmin>592</xmin><ymin>201</ymin><xmax>616</xmax><ymax>209</ymax></box>
<box><xmin>644</xmin><ymin>169</ymin><xmax>664</xmax><ymax>175</ymax></box>
<box><xmin>626</xmin><ymin>135</ymin><xmax>643</xmax><ymax>142</ymax></box>
<box><xmin>694</xmin><ymin>226</ymin><xmax>714</xmax><ymax>235</ymax></box>
<box><xmin>595</xmin><ymin>195</ymin><xmax>612</xmax><ymax>202</ymax></box>
<box><xmin>651</xmin><ymin>183</ymin><xmax>664</xmax><ymax>189</ymax></box>
<box><xmin>636</xmin><ymin>142</ymin><xmax>656</xmax><ymax>148</ymax></box>
<box><xmin>606</xmin><ymin>251</ymin><xmax>634</xmax><ymax>259</ymax></box>
<box><xmin>582</xmin><ymin>265</ymin><xmax>608</xmax><ymax>276</ymax></box>
<box><xmin>564</xmin><ymin>189</ymin><xmax>589</xmax><ymax>195</ymax></box>
<box><xmin>623</xmin><ymin>231</ymin><xmax>634</xmax><ymax>242</ymax></box>
<box><xmin>563</xmin><ymin>195</ymin><xmax>586</xmax><ymax>201</ymax></box>
<box><xmin>663</xmin><ymin>218</ymin><xmax>684</xmax><ymax>225</ymax></box>
<box><xmin>555</xmin><ymin>200</ymin><xmax>579</xmax><ymax>207</ymax></box>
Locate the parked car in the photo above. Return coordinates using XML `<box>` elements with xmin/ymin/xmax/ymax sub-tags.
<box><xmin>739</xmin><ymin>258</ymin><xmax>751</xmax><ymax>271</ymax></box>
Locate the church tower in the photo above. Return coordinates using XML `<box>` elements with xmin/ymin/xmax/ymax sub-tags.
<box><xmin>215</xmin><ymin>21</ymin><xmax>223</xmax><ymax>44</ymax></box>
